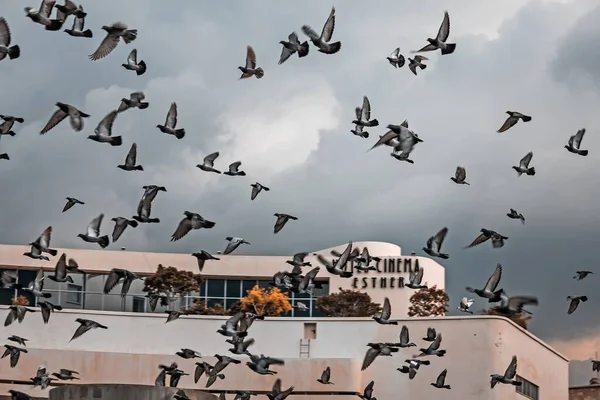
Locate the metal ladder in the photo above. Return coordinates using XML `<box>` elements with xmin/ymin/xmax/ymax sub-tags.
<box><xmin>299</xmin><ymin>339</ymin><xmax>310</xmax><ymax>358</ymax></box>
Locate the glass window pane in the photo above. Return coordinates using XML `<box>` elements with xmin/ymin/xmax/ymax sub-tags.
<box><xmin>199</xmin><ymin>280</ymin><xmax>206</xmax><ymax>296</ymax></box>
<box><xmin>225</xmin><ymin>298</ymin><xmax>240</xmax><ymax>310</ymax></box>
<box><xmin>132</xmin><ymin>297</ymin><xmax>145</xmax><ymax>313</ymax></box>
<box><xmin>312</xmin><ymin>281</ymin><xmax>329</xmax><ymax>297</ymax></box>
<box><xmin>293</xmin><ymin>300</ymin><xmax>310</xmax><ymax>317</ymax></box>
<box><xmin>242</xmin><ymin>280</ymin><xmax>257</xmax><ymax>296</ymax></box>
<box><xmin>312</xmin><ymin>303</ymin><xmax>326</xmax><ymax>317</ymax></box>
<box><xmin>66</xmin><ymin>284</ymin><xmax>82</xmax><ymax>304</ymax></box>
<box><xmin>226</xmin><ymin>280</ymin><xmax>241</xmax><ymax>298</ymax></box>
<box><xmin>18</xmin><ymin>270</ymin><xmax>36</xmax><ymax>288</ymax></box>
<box><xmin>257</xmin><ymin>280</ymin><xmax>270</xmax><ymax>290</ymax></box>
<box><xmin>295</xmin><ymin>291</ymin><xmax>310</xmax><ymax>299</ymax></box>
<box><xmin>207</xmin><ymin>279</ymin><xmax>225</xmax><ymax>298</ymax></box>
<box><xmin>207</xmin><ymin>298</ymin><xmax>224</xmax><ymax>309</ymax></box>
<box><xmin>0</xmin><ymin>289</ymin><xmax>14</xmax><ymax>305</ymax></box>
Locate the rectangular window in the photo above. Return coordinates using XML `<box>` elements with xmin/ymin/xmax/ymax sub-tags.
<box><xmin>226</xmin><ymin>280</ymin><xmax>241</xmax><ymax>298</ymax></box>
<box><xmin>242</xmin><ymin>280</ymin><xmax>257</xmax><ymax>295</ymax></box>
<box><xmin>132</xmin><ymin>296</ymin><xmax>145</xmax><ymax>313</ymax></box>
<box><xmin>515</xmin><ymin>375</ymin><xmax>539</xmax><ymax>399</ymax></box>
<box><xmin>207</xmin><ymin>279</ymin><xmax>225</xmax><ymax>298</ymax></box>
<box><xmin>66</xmin><ymin>284</ymin><xmax>82</xmax><ymax>305</ymax></box>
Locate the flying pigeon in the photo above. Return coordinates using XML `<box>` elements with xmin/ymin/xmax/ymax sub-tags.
<box><xmin>239</xmin><ymin>45</ymin><xmax>264</xmax><ymax>79</ymax></box>
<box><xmin>63</xmin><ymin>197</ymin><xmax>84</xmax><ymax>212</ymax></box>
<box><xmin>352</xmin><ymin>96</ymin><xmax>379</xmax><ymax>127</ymax></box>
<box><xmin>118</xmin><ymin>92</ymin><xmax>148</xmax><ymax>113</ymax></box>
<box><xmin>194</xmin><ymin>361</ymin><xmax>213</xmax><ymax>383</ymax></box>
<box><xmin>265</xmin><ymin>378</ymin><xmax>294</xmax><ymax>400</ymax></box>
<box><xmin>408</xmin><ymin>55</ymin><xmax>428</xmax><ymax>75</ymax></box>
<box><xmin>431</xmin><ymin>369</ymin><xmax>451</xmax><ymax>389</ymax></box>
<box><xmin>387</xmin><ymin>47</ymin><xmax>405</xmax><ymax>68</ymax></box>
<box><xmin>133</xmin><ymin>188</ymin><xmax>163</xmax><ymax>224</ymax></box>
<box><xmin>38</xmin><ymin>301</ymin><xmax>62</xmax><ymax>324</ymax></box>
<box><xmin>22</xmin><ymin>268</ymin><xmax>51</xmax><ymax>299</ymax></box>
<box><xmin>224</xmin><ymin>161</ymin><xmax>246</xmax><ymax>176</ymax></box>
<box><xmin>246</xmin><ymin>354</ymin><xmax>285</xmax><ymax>375</ymax></box>
<box><xmin>27</xmin><ymin>226</ymin><xmax>58</xmax><ymax>257</ymax></box>
<box><xmin>88</xmin><ymin>110</ymin><xmax>122</xmax><ymax>146</ymax></box>
<box><xmin>397</xmin><ymin>363</ymin><xmax>418</xmax><ymax>380</ymax></box>
<box><xmin>69</xmin><ymin>318</ymin><xmax>107</xmax><ymax>342</ymax></box>
<box><xmin>171</xmin><ymin>211</ymin><xmax>216</xmax><ymax>241</ymax></box>
<box><xmin>507</xmin><ymin>208</ymin><xmax>525</xmax><ymax>224</ymax></box>
<box><xmin>357</xmin><ymin>381</ymin><xmax>375</xmax><ymax>400</ymax></box>
<box><xmin>197</xmin><ymin>152</ymin><xmax>221</xmax><ymax>174</ymax></box>
<box><xmin>390</xmin><ymin>325</ymin><xmax>416</xmax><ymax>348</ymax></box>
<box><xmin>491</xmin><ymin>356</ymin><xmax>521</xmax><ymax>388</ymax></box>
<box><xmin>512</xmin><ymin>151</ymin><xmax>536</xmax><ymax>176</ymax></box>
<box><xmin>4</xmin><ymin>305</ymin><xmax>36</xmax><ymax>327</ymax></box>
<box><xmin>223</xmin><ymin>237</ymin><xmax>250</xmax><ymax>255</ymax></box>
<box><xmin>157</xmin><ymin>102</ymin><xmax>185</xmax><ymax>139</ymax></box>
<box><xmin>450</xmin><ymin>166</ymin><xmax>469</xmax><ymax>185</ymax></box>
<box><xmin>47</xmin><ymin>253</ymin><xmax>74</xmax><ymax>283</ymax></box>
<box><xmin>302</xmin><ymin>7</ymin><xmax>341</xmax><ymax>54</ymax></box>
<box><xmin>574</xmin><ymin>271</ymin><xmax>593</xmax><ymax>280</ymax></box>
<box><xmin>7</xmin><ymin>336</ymin><xmax>28</xmax><ymax>347</ymax></box>
<box><xmin>492</xmin><ymin>291</ymin><xmax>538</xmax><ymax>316</ymax></box>
<box><xmin>251</xmin><ymin>182</ymin><xmax>270</xmax><ymax>200</ymax></box>
<box><xmin>2</xmin><ymin>344</ymin><xmax>27</xmax><ymax>368</ymax></box>
<box><xmin>118</xmin><ymin>143</ymin><xmax>143</xmax><ymax>171</ymax></box>
<box><xmin>457</xmin><ymin>297</ymin><xmax>474</xmax><ymax>314</ymax></box>
<box><xmin>63</xmin><ymin>5</ymin><xmax>91</xmax><ymax>38</ymax></box>
<box><xmin>316</xmin><ymin>242</ymin><xmax>354</xmax><ymax>278</ymax></box>
<box><xmin>103</xmin><ymin>268</ymin><xmax>140</xmax><ymax>297</ymax></box>
<box><xmin>273</xmin><ymin>213</ymin><xmax>298</xmax><ymax>234</ymax></box>
<box><xmin>55</xmin><ymin>0</ymin><xmax>86</xmax><ymax>18</ymax></box>
<box><xmin>466</xmin><ymin>263</ymin><xmax>503</xmax><ymax>303</ymax></box>
<box><xmin>423</xmin><ymin>327</ymin><xmax>437</xmax><ymax>342</ymax></box>
<box><xmin>351</xmin><ymin>124</ymin><xmax>369</xmax><ymax>138</ymax></box>
<box><xmin>361</xmin><ymin>343</ymin><xmax>399</xmax><ymax>371</ymax></box>
<box><xmin>286</xmin><ymin>252</ymin><xmax>311</xmax><ymax>268</ymax></box>
<box><xmin>40</xmin><ymin>102</ymin><xmax>90</xmax><ymax>134</ymax></box>
<box><xmin>405</xmin><ymin>267</ymin><xmax>427</xmax><ymax>289</ymax></box>
<box><xmin>0</xmin><ymin>119</ymin><xmax>18</xmax><ymax>137</ymax></box>
<box><xmin>52</xmin><ymin>369</ymin><xmax>79</xmax><ymax>381</ymax></box>
<box><xmin>0</xmin><ymin>115</ymin><xmax>24</xmax><ymax>124</ymax></box>
<box><xmin>192</xmin><ymin>250</ymin><xmax>220</xmax><ymax>273</ymax></box>
<box><xmin>417</xmin><ymin>333</ymin><xmax>446</xmax><ymax>357</ymax></box>
<box><xmin>77</xmin><ymin>213</ymin><xmax>110</xmax><ymax>248</ymax></box>
<box><xmin>24</xmin><ymin>1</ymin><xmax>63</xmax><ymax>30</ymax></box>
<box><xmin>413</xmin><ymin>11</ymin><xmax>456</xmax><ymax>55</ymax></box>
<box><xmin>122</xmin><ymin>49</ymin><xmax>146</xmax><ymax>75</ymax></box>
<box><xmin>0</xmin><ymin>18</ymin><xmax>20</xmax><ymax>62</ymax></box>
<box><xmin>317</xmin><ymin>367</ymin><xmax>333</xmax><ymax>384</ymax></box>
<box><xmin>423</xmin><ymin>227</ymin><xmax>449</xmax><ymax>259</ymax></box>
<box><xmin>278</xmin><ymin>32</ymin><xmax>309</xmax><ymax>65</ymax></box>
<box><xmin>567</xmin><ymin>295</ymin><xmax>588</xmax><ymax>315</ymax></box>
<box><xmin>89</xmin><ymin>22</ymin><xmax>137</xmax><ymax>61</ymax></box>
<box><xmin>565</xmin><ymin>128</ymin><xmax>588</xmax><ymax>156</ymax></box>
<box><xmin>497</xmin><ymin>111</ymin><xmax>532</xmax><ymax>133</ymax></box>
<box><xmin>176</xmin><ymin>348</ymin><xmax>202</xmax><ymax>359</ymax></box>
<box><xmin>464</xmin><ymin>228</ymin><xmax>508</xmax><ymax>249</ymax></box>
<box><xmin>372</xmin><ymin>297</ymin><xmax>398</xmax><ymax>325</ymax></box>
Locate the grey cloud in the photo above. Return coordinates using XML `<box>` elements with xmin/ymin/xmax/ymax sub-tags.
<box><xmin>1</xmin><ymin>0</ymin><xmax>600</xmax><ymax>385</ymax></box>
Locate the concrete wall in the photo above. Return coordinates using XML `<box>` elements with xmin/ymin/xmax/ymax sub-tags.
<box><xmin>48</xmin><ymin>385</ymin><xmax>217</xmax><ymax>400</ymax></box>
<box><xmin>0</xmin><ymin>308</ymin><xmax>567</xmax><ymax>400</ymax></box>
<box><xmin>570</xmin><ymin>385</ymin><xmax>600</xmax><ymax>400</ymax></box>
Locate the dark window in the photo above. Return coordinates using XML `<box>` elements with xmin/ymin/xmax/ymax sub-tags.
<box><xmin>66</xmin><ymin>284</ymin><xmax>82</xmax><ymax>305</ymax></box>
<box><xmin>257</xmin><ymin>280</ymin><xmax>271</xmax><ymax>290</ymax></box>
<box><xmin>207</xmin><ymin>279</ymin><xmax>225</xmax><ymax>298</ymax></box>
<box><xmin>312</xmin><ymin>281</ymin><xmax>329</xmax><ymax>297</ymax></box>
<box><xmin>242</xmin><ymin>280</ymin><xmax>257</xmax><ymax>295</ymax></box>
<box><xmin>18</xmin><ymin>270</ymin><xmax>36</xmax><ymax>288</ymax></box>
<box><xmin>226</xmin><ymin>280</ymin><xmax>241</xmax><ymax>298</ymax></box>
<box><xmin>294</xmin><ymin>291</ymin><xmax>310</xmax><ymax>299</ymax></box>
<box><xmin>293</xmin><ymin>300</ymin><xmax>310</xmax><ymax>317</ymax></box>
<box><xmin>225</xmin><ymin>299</ymin><xmax>240</xmax><ymax>310</ymax></box>
<box><xmin>312</xmin><ymin>303</ymin><xmax>326</xmax><ymax>317</ymax></box>
<box><xmin>207</xmin><ymin>298</ymin><xmax>224</xmax><ymax>309</ymax></box>
<box><xmin>132</xmin><ymin>297</ymin><xmax>145</xmax><ymax>313</ymax></box>
<box><xmin>199</xmin><ymin>281</ymin><xmax>207</xmax><ymax>296</ymax></box>
<box><xmin>515</xmin><ymin>375</ymin><xmax>539</xmax><ymax>399</ymax></box>
<box><xmin>0</xmin><ymin>288</ymin><xmax>14</xmax><ymax>306</ymax></box>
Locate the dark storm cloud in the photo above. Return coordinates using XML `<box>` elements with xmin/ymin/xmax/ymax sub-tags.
<box><xmin>0</xmin><ymin>0</ymin><xmax>599</xmax><ymax>384</ymax></box>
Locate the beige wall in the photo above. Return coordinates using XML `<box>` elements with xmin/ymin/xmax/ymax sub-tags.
<box><xmin>0</xmin><ymin>242</ymin><xmax>445</xmax><ymax>317</ymax></box>
<box><xmin>0</xmin><ymin>308</ymin><xmax>567</xmax><ymax>399</ymax></box>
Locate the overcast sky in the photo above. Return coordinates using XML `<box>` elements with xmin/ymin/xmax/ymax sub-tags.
<box><xmin>1</xmin><ymin>0</ymin><xmax>599</xmax><ymax>385</ymax></box>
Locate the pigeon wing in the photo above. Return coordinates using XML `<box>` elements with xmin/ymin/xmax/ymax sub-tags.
<box><xmin>87</xmin><ymin>213</ymin><xmax>104</xmax><ymax>238</ymax></box>
<box><xmin>245</xmin><ymin>45</ymin><xmax>257</xmax><ymax>69</ymax></box>
<box><xmin>40</xmin><ymin>226</ymin><xmax>52</xmax><ymax>248</ymax></box>
<box><xmin>274</xmin><ymin>215</ymin><xmax>287</xmax><ymax>234</ymax></box>
<box><xmin>497</xmin><ymin>115</ymin><xmax>517</xmax><ymax>133</ymax></box>
<box><xmin>164</xmin><ymin>102</ymin><xmax>178</xmax><ymax>129</ymax></box>
<box><xmin>361</xmin><ymin>347</ymin><xmax>379</xmax><ymax>371</ymax></box>
<box><xmin>363</xmin><ymin>381</ymin><xmax>374</xmax><ymax>398</ymax></box>
<box><xmin>111</xmin><ymin>219</ymin><xmax>127</xmax><ymax>242</ymax></box>
<box><xmin>567</xmin><ymin>298</ymin><xmax>579</xmax><ymax>314</ymax></box>
<box><xmin>0</xmin><ymin>17</ymin><xmax>11</xmax><ymax>48</ymax></box>
<box><xmin>251</xmin><ymin>185</ymin><xmax>259</xmax><ymax>201</ymax></box>
<box><xmin>465</xmin><ymin>232</ymin><xmax>489</xmax><ymax>248</ymax></box>
<box><xmin>413</xmin><ymin>266</ymin><xmax>424</xmax><ymax>284</ymax></box>
<box><xmin>69</xmin><ymin>323</ymin><xmax>90</xmax><ymax>342</ymax></box>
<box><xmin>400</xmin><ymin>325</ymin><xmax>409</xmax><ymax>344</ymax></box>
<box><xmin>203</xmin><ymin>151</ymin><xmax>219</xmax><ymax>167</ymax></box>
<box><xmin>127</xmin><ymin>49</ymin><xmax>137</xmax><ymax>65</ymax></box>
<box><xmin>320</xmin><ymin>7</ymin><xmax>336</xmax><ymax>42</ymax></box>
<box><xmin>483</xmin><ymin>264</ymin><xmax>502</xmax><ymax>292</ymax></box>
<box><xmin>54</xmin><ymin>253</ymin><xmax>68</xmax><ymax>279</ymax></box>
<box><xmin>288</xmin><ymin>31</ymin><xmax>299</xmax><ymax>44</ymax></box>
<box><xmin>34</xmin><ymin>268</ymin><xmax>44</xmax><ymax>292</ymax></box>
<box><xmin>73</xmin><ymin>9</ymin><xmax>85</xmax><ymax>31</ymax></box>
<box><xmin>573</xmin><ymin>128</ymin><xmax>585</xmax><ymax>148</ymax></box>
<box><xmin>433</xmin><ymin>227</ymin><xmax>448</xmax><ymax>251</ymax></box>
<box><xmin>96</xmin><ymin>110</ymin><xmax>117</xmax><ymax>136</ymax></box>
<box><xmin>278</xmin><ymin>46</ymin><xmax>293</xmax><ymax>65</ymax></box>
<box><xmin>40</xmin><ymin>108</ymin><xmax>68</xmax><ymax>134</ymax></box>
<box><xmin>89</xmin><ymin>31</ymin><xmax>121</xmax><ymax>61</ymax></box>
<box><xmin>171</xmin><ymin>218</ymin><xmax>193</xmax><ymax>242</ymax></box>
<box><xmin>369</xmin><ymin>130</ymin><xmax>398</xmax><ymax>151</ymax></box>
<box><xmin>436</xmin><ymin>369</ymin><xmax>447</xmax><ymax>386</ymax></box>
<box><xmin>381</xmin><ymin>297</ymin><xmax>391</xmax><ymax>320</ymax></box>
<box><xmin>519</xmin><ymin>152</ymin><xmax>533</xmax><ymax>168</ymax></box>
<box><xmin>436</xmin><ymin>11</ymin><xmax>450</xmax><ymax>42</ymax></box>
<box><xmin>456</xmin><ymin>166</ymin><xmax>466</xmax><ymax>182</ymax></box>
<box><xmin>125</xmin><ymin>143</ymin><xmax>137</xmax><ymax>165</ymax></box>
<box><xmin>334</xmin><ymin>242</ymin><xmax>353</xmax><ymax>269</ymax></box>
<box><xmin>504</xmin><ymin>356</ymin><xmax>518</xmax><ymax>379</ymax></box>
<box><xmin>40</xmin><ymin>0</ymin><xmax>55</xmax><ymax>18</ymax></box>
<box><xmin>302</xmin><ymin>25</ymin><xmax>320</xmax><ymax>41</ymax></box>
<box><xmin>321</xmin><ymin>366</ymin><xmax>330</xmax><ymax>382</ymax></box>
<box><xmin>390</xmin><ymin>47</ymin><xmax>400</xmax><ymax>58</ymax></box>
<box><xmin>361</xmin><ymin>96</ymin><xmax>371</xmax><ymax>121</ymax></box>
<box><xmin>228</xmin><ymin>161</ymin><xmax>242</xmax><ymax>173</ymax></box>
<box><xmin>103</xmin><ymin>269</ymin><xmax>121</xmax><ymax>294</ymax></box>
<box><xmin>508</xmin><ymin>296</ymin><xmax>538</xmax><ymax>311</ymax></box>
<box><xmin>428</xmin><ymin>333</ymin><xmax>442</xmax><ymax>351</ymax></box>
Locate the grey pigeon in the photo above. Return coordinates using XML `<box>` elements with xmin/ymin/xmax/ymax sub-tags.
<box><xmin>64</xmin><ymin>5</ymin><xmax>92</xmax><ymax>38</ymax></box>
<box><xmin>77</xmin><ymin>213</ymin><xmax>110</xmax><ymax>248</ymax></box>
<box><xmin>266</xmin><ymin>378</ymin><xmax>294</xmax><ymax>400</ymax></box>
<box><xmin>507</xmin><ymin>208</ymin><xmax>525</xmax><ymax>224</ymax></box>
<box><xmin>317</xmin><ymin>366</ymin><xmax>333</xmax><ymax>384</ymax></box>
<box><xmin>239</xmin><ymin>45</ymin><xmax>264</xmax><ymax>79</ymax></box>
<box><xmin>390</xmin><ymin>325</ymin><xmax>416</xmax><ymax>348</ymax></box>
<box><xmin>357</xmin><ymin>381</ymin><xmax>375</xmax><ymax>400</ymax></box>
<box><xmin>592</xmin><ymin>360</ymin><xmax>600</xmax><ymax>372</ymax></box>
<box><xmin>423</xmin><ymin>327</ymin><xmax>437</xmax><ymax>342</ymax></box>
<box><xmin>417</xmin><ymin>333</ymin><xmax>446</xmax><ymax>357</ymax></box>
<box><xmin>408</xmin><ymin>55</ymin><xmax>428</xmax><ymax>75</ymax></box>
<box><xmin>22</xmin><ymin>268</ymin><xmax>51</xmax><ymax>299</ymax></box>
<box><xmin>28</xmin><ymin>226</ymin><xmax>58</xmax><ymax>257</ymax></box>
<box><xmin>466</xmin><ymin>263</ymin><xmax>503</xmax><ymax>303</ymax></box>
<box><xmin>387</xmin><ymin>47</ymin><xmax>405</xmax><ymax>68</ymax></box>
<box><xmin>133</xmin><ymin>186</ymin><xmax>165</xmax><ymax>223</ymax></box>
<box><xmin>217</xmin><ymin>312</ymin><xmax>248</xmax><ymax>338</ymax></box>
<box><xmin>351</xmin><ymin>124</ymin><xmax>369</xmax><ymax>138</ymax></box>
<box><xmin>89</xmin><ymin>22</ymin><xmax>137</xmax><ymax>61</ymax></box>
<box><xmin>251</xmin><ymin>182</ymin><xmax>270</xmax><ymax>200</ymax></box>
<box><xmin>273</xmin><ymin>213</ymin><xmax>297</xmax><ymax>234</ymax></box>
<box><xmin>118</xmin><ymin>92</ymin><xmax>148</xmax><ymax>113</ymax></box>
<box><xmin>176</xmin><ymin>348</ymin><xmax>201</xmax><ymax>359</ymax></box>
<box><xmin>88</xmin><ymin>110</ymin><xmax>122</xmax><ymax>146</ymax></box>
<box><xmin>0</xmin><ymin>17</ymin><xmax>20</xmax><ymax>61</ymax></box>
<box><xmin>497</xmin><ymin>111</ymin><xmax>531</xmax><ymax>133</ymax></box>
<box><xmin>565</xmin><ymin>128</ymin><xmax>588</xmax><ymax>156</ymax></box>
<box><xmin>431</xmin><ymin>369</ymin><xmax>451</xmax><ymax>389</ymax></box>
<box><xmin>38</xmin><ymin>300</ymin><xmax>62</xmax><ymax>323</ymax></box>
<box><xmin>103</xmin><ymin>268</ymin><xmax>141</xmax><ymax>297</ymax></box>
<box><xmin>2</xmin><ymin>344</ymin><xmax>27</xmax><ymax>368</ymax></box>
<box><xmin>457</xmin><ymin>297</ymin><xmax>474</xmax><ymax>314</ymax></box>
<box><xmin>451</xmin><ymin>166</ymin><xmax>469</xmax><ymax>185</ymax></box>
<box><xmin>286</xmin><ymin>252</ymin><xmax>311</xmax><ymax>267</ymax></box>
<box><xmin>157</xmin><ymin>102</ymin><xmax>185</xmax><ymax>139</ymax></box>
<box><xmin>228</xmin><ymin>336</ymin><xmax>255</xmax><ymax>356</ymax></box>
<box><xmin>210</xmin><ymin>354</ymin><xmax>241</xmax><ymax>376</ymax></box>
<box><xmin>0</xmin><ymin>271</ymin><xmax>21</xmax><ymax>289</ymax></box>
<box><xmin>567</xmin><ymin>295</ymin><xmax>588</xmax><ymax>315</ymax></box>
<box><xmin>118</xmin><ymin>143</ymin><xmax>144</xmax><ymax>171</ymax></box>
<box><xmin>24</xmin><ymin>0</ymin><xmax>63</xmax><ymax>30</ymax></box>
<box><xmin>122</xmin><ymin>49</ymin><xmax>146</xmax><ymax>75</ymax></box>
<box><xmin>316</xmin><ymin>242</ymin><xmax>353</xmax><ymax>278</ymax></box>
<box><xmin>63</xmin><ymin>197</ymin><xmax>84</xmax><ymax>212</ymax></box>
<box><xmin>55</xmin><ymin>0</ymin><xmax>85</xmax><ymax>19</ymax></box>
<box><xmin>246</xmin><ymin>354</ymin><xmax>285</xmax><ymax>375</ymax></box>
<box><xmin>0</xmin><ymin>115</ymin><xmax>23</xmax><ymax>123</ymax></box>
<box><xmin>0</xmin><ymin>119</ymin><xmax>17</xmax><ymax>137</ymax></box>
<box><xmin>397</xmin><ymin>363</ymin><xmax>417</xmax><ymax>380</ymax></box>
<box><xmin>47</xmin><ymin>253</ymin><xmax>74</xmax><ymax>283</ymax></box>
<box><xmin>23</xmin><ymin>241</ymin><xmax>49</xmax><ymax>261</ymax></box>
<box><xmin>69</xmin><ymin>318</ymin><xmax>107</xmax><ymax>342</ymax></box>
<box><xmin>405</xmin><ymin>267</ymin><xmax>427</xmax><ymax>289</ymax></box>
<box><xmin>278</xmin><ymin>32</ymin><xmax>309</xmax><ymax>65</ymax></box>
<box><xmin>413</xmin><ymin>11</ymin><xmax>456</xmax><ymax>55</ymax></box>
<box><xmin>0</xmin><ymin>153</ymin><xmax>8</xmax><ymax>160</ymax></box>
<box><xmin>372</xmin><ymin>297</ymin><xmax>398</xmax><ymax>325</ymax></box>
<box><xmin>171</xmin><ymin>211</ymin><xmax>216</xmax><ymax>241</ymax></box>
<box><xmin>491</xmin><ymin>356</ymin><xmax>521</xmax><ymax>388</ymax></box>
<box><xmin>492</xmin><ymin>290</ymin><xmax>538</xmax><ymax>316</ymax></box>
<box><xmin>9</xmin><ymin>390</ymin><xmax>33</xmax><ymax>400</ymax></box>
<box><xmin>7</xmin><ymin>335</ymin><xmax>28</xmax><ymax>347</ymax></box>
<box><xmin>40</xmin><ymin>102</ymin><xmax>90</xmax><ymax>134</ymax></box>
<box><xmin>302</xmin><ymin>7</ymin><xmax>341</xmax><ymax>54</ymax></box>
<box><xmin>194</xmin><ymin>361</ymin><xmax>213</xmax><ymax>383</ymax></box>
<box><xmin>464</xmin><ymin>228</ymin><xmax>508</xmax><ymax>249</ymax></box>
<box><xmin>52</xmin><ymin>368</ymin><xmax>79</xmax><ymax>380</ymax></box>
<box><xmin>361</xmin><ymin>343</ymin><xmax>399</xmax><ymax>370</ymax></box>
<box><xmin>197</xmin><ymin>152</ymin><xmax>221</xmax><ymax>173</ymax></box>
<box><xmin>352</xmin><ymin>96</ymin><xmax>379</xmax><ymax>127</ymax></box>
<box><xmin>512</xmin><ymin>151</ymin><xmax>536</xmax><ymax>176</ymax></box>
<box><xmin>224</xmin><ymin>161</ymin><xmax>246</xmax><ymax>176</ymax></box>
<box><xmin>191</xmin><ymin>250</ymin><xmax>220</xmax><ymax>273</ymax></box>
<box><xmin>574</xmin><ymin>270</ymin><xmax>593</xmax><ymax>280</ymax></box>
<box><xmin>423</xmin><ymin>227</ymin><xmax>449</xmax><ymax>259</ymax></box>
<box><xmin>4</xmin><ymin>305</ymin><xmax>36</xmax><ymax>327</ymax></box>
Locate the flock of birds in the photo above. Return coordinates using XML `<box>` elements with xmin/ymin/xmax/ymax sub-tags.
<box><xmin>0</xmin><ymin>1</ymin><xmax>594</xmax><ymax>399</ymax></box>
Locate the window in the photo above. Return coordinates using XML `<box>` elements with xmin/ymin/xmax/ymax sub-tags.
<box><xmin>516</xmin><ymin>375</ymin><xmax>539</xmax><ymax>399</ymax></box>
<box><xmin>66</xmin><ymin>284</ymin><xmax>82</xmax><ymax>305</ymax></box>
<box><xmin>226</xmin><ymin>280</ymin><xmax>241</xmax><ymax>298</ymax></box>
<box><xmin>207</xmin><ymin>279</ymin><xmax>225</xmax><ymax>297</ymax></box>
<box><xmin>132</xmin><ymin>297</ymin><xmax>145</xmax><ymax>313</ymax></box>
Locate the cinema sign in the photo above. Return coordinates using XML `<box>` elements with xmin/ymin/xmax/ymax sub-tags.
<box><xmin>344</xmin><ymin>258</ymin><xmax>422</xmax><ymax>289</ymax></box>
